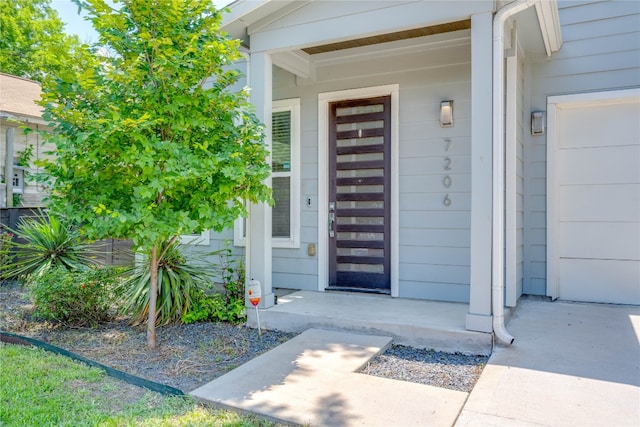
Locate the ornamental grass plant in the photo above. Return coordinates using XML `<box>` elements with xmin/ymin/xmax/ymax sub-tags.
<box><xmin>0</xmin><ymin>211</ymin><xmax>99</xmax><ymax>281</ymax></box>
<box><xmin>118</xmin><ymin>239</ymin><xmax>213</xmax><ymax>326</ymax></box>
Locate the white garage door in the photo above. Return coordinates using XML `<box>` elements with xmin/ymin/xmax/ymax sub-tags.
<box><xmin>547</xmin><ymin>89</ymin><xmax>640</xmax><ymax>305</ymax></box>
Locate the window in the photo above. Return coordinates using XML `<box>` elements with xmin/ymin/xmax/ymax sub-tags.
<box><xmin>235</xmin><ymin>98</ymin><xmax>300</xmax><ymax>248</ymax></box>
<box><xmin>12</xmin><ymin>168</ymin><xmax>24</xmax><ymax>194</ymax></box>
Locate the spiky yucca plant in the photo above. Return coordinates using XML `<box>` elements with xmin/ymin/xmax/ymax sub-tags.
<box><xmin>0</xmin><ymin>211</ymin><xmax>98</xmax><ymax>281</ymax></box>
<box><xmin>119</xmin><ymin>239</ymin><xmax>211</xmax><ymax>326</ymax></box>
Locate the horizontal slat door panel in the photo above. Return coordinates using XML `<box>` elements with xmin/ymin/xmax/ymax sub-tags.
<box><xmin>336</xmin><ymin>176</ymin><xmax>385</xmax><ymax>186</ymax></box>
<box><xmin>336</xmin><ymin>272</ymin><xmax>388</xmax><ymax>289</ymax></box>
<box><xmin>329</xmin><ymin>96</ymin><xmax>391</xmax><ymax>292</ymax></box>
<box><xmin>337</xmin><ymin>256</ymin><xmax>385</xmax><ymax>265</ymax></box>
<box><xmin>337</xmin><ymin>240</ymin><xmax>385</xmax><ymax>249</ymax></box>
<box><xmin>336</xmin><ymin>144</ymin><xmax>385</xmax><ymax>155</ymax></box>
<box><xmin>336</xmin><ymin>160</ymin><xmax>385</xmax><ymax>170</ymax></box>
<box><xmin>336</xmin><ymin>208</ymin><xmax>385</xmax><ymax>217</ymax></box>
<box><xmin>336</xmin><ymin>224</ymin><xmax>384</xmax><ymax>233</ymax></box>
<box><xmin>336</xmin><ymin>192</ymin><xmax>385</xmax><ymax>202</ymax></box>
<box><xmin>335</xmin><ymin>111</ymin><xmax>386</xmax><ymax>124</ymax></box>
<box><xmin>337</xmin><ymin>127</ymin><xmax>385</xmax><ymax>139</ymax></box>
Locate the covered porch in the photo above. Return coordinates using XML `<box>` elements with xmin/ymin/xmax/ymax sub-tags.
<box><xmin>219</xmin><ymin>0</ymin><xmax>562</xmax><ymax>345</ymax></box>
<box><xmin>247</xmin><ymin>290</ymin><xmax>494</xmax><ymax>355</ymax></box>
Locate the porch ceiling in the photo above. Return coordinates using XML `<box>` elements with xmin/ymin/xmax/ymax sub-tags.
<box><xmin>301</xmin><ymin>19</ymin><xmax>471</xmax><ymax>55</ymax></box>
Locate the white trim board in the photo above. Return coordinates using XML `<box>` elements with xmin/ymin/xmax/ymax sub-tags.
<box><xmin>234</xmin><ymin>98</ymin><xmax>301</xmax><ymax>249</ymax></box>
<box><xmin>317</xmin><ymin>84</ymin><xmax>400</xmax><ymax>297</ymax></box>
<box><xmin>546</xmin><ymin>87</ymin><xmax>640</xmax><ymax>301</ymax></box>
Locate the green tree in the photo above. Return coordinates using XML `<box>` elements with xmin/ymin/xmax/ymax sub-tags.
<box><xmin>0</xmin><ymin>0</ymin><xmax>83</xmax><ymax>82</ymax></box>
<box><xmin>39</xmin><ymin>0</ymin><xmax>272</xmax><ymax>349</ymax></box>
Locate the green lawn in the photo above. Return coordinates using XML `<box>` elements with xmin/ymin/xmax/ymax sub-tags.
<box><xmin>0</xmin><ymin>343</ymin><xmax>278</xmax><ymax>427</ymax></box>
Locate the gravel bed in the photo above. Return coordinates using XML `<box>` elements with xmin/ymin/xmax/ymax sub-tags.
<box><xmin>360</xmin><ymin>345</ymin><xmax>489</xmax><ymax>392</ymax></box>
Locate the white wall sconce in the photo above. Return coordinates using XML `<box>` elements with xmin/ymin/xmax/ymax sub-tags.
<box><xmin>531</xmin><ymin>111</ymin><xmax>545</xmax><ymax>135</ymax></box>
<box><xmin>440</xmin><ymin>100</ymin><xmax>453</xmax><ymax>127</ymax></box>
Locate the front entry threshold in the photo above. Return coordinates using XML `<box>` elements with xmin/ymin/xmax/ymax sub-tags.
<box><xmin>246</xmin><ymin>290</ymin><xmax>492</xmax><ymax>355</ymax></box>
<box><xmin>325</xmin><ymin>286</ymin><xmax>391</xmax><ymax>295</ymax></box>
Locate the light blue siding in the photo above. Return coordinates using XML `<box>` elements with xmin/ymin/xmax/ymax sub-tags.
<box><xmin>523</xmin><ymin>0</ymin><xmax>640</xmax><ymax>295</ymax></box>
<box><xmin>271</xmin><ymin>37</ymin><xmax>474</xmax><ymax>301</ymax></box>
<box><xmin>203</xmin><ymin>0</ymin><xmax>639</xmax><ymax>303</ymax></box>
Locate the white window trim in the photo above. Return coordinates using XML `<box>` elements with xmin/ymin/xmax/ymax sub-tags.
<box><xmin>234</xmin><ymin>98</ymin><xmax>301</xmax><ymax>249</ymax></box>
<box><xmin>180</xmin><ymin>230</ymin><xmax>210</xmax><ymax>246</ymax></box>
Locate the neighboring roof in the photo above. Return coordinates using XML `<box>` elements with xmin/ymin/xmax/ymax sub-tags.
<box><xmin>0</xmin><ymin>73</ymin><xmax>43</xmax><ymax>121</ymax></box>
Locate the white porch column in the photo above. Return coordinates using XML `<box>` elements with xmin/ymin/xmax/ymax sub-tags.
<box><xmin>247</xmin><ymin>51</ymin><xmax>274</xmax><ymax>308</ymax></box>
<box><xmin>467</xmin><ymin>11</ymin><xmax>494</xmax><ymax>333</ymax></box>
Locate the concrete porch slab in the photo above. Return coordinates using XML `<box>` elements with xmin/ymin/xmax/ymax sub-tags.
<box><xmin>455</xmin><ymin>298</ymin><xmax>640</xmax><ymax>426</ymax></box>
<box><xmin>247</xmin><ymin>290</ymin><xmax>492</xmax><ymax>355</ymax></box>
<box><xmin>190</xmin><ymin>328</ymin><xmax>469</xmax><ymax>427</ymax></box>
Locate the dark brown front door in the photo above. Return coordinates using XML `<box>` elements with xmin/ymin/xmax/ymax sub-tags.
<box><xmin>328</xmin><ymin>96</ymin><xmax>391</xmax><ymax>293</ymax></box>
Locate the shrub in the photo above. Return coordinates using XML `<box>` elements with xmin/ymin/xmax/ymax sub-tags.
<box><xmin>182</xmin><ymin>247</ymin><xmax>246</xmax><ymax>324</ymax></box>
<box><xmin>0</xmin><ymin>231</ymin><xmax>15</xmax><ymax>281</ymax></box>
<box><xmin>216</xmin><ymin>247</ymin><xmax>245</xmax><ymax>305</ymax></box>
<box><xmin>0</xmin><ymin>211</ymin><xmax>99</xmax><ymax>281</ymax></box>
<box><xmin>182</xmin><ymin>291</ymin><xmax>246</xmax><ymax>324</ymax></box>
<box><xmin>29</xmin><ymin>267</ymin><xmax>117</xmax><ymax>326</ymax></box>
<box><xmin>118</xmin><ymin>239</ymin><xmax>212</xmax><ymax>326</ymax></box>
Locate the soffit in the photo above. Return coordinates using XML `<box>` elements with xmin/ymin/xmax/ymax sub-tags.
<box><xmin>302</xmin><ymin>20</ymin><xmax>471</xmax><ymax>55</ymax></box>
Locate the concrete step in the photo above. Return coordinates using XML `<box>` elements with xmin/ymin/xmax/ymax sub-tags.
<box><xmin>247</xmin><ymin>291</ymin><xmax>493</xmax><ymax>355</ymax></box>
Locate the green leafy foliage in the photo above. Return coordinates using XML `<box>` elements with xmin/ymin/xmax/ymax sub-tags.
<box><xmin>16</xmin><ymin>144</ymin><xmax>34</xmax><ymax>167</ymax></box>
<box><xmin>0</xmin><ymin>0</ymin><xmax>84</xmax><ymax>82</ymax></box>
<box><xmin>0</xmin><ymin>232</ymin><xmax>15</xmax><ymax>276</ymax></box>
<box><xmin>182</xmin><ymin>291</ymin><xmax>246</xmax><ymax>324</ymax></box>
<box><xmin>38</xmin><ymin>0</ymin><xmax>272</xmax><ymax>248</ymax></box>
<box><xmin>0</xmin><ymin>211</ymin><xmax>99</xmax><ymax>281</ymax></box>
<box><xmin>36</xmin><ymin>0</ymin><xmax>272</xmax><ymax>347</ymax></box>
<box><xmin>119</xmin><ymin>239</ymin><xmax>212</xmax><ymax>326</ymax></box>
<box><xmin>182</xmin><ymin>247</ymin><xmax>246</xmax><ymax>324</ymax></box>
<box><xmin>29</xmin><ymin>266</ymin><xmax>117</xmax><ymax>326</ymax></box>
<box><xmin>215</xmin><ymin>246</ymin><xmax>246</xmax><ymax>304</ymax></box>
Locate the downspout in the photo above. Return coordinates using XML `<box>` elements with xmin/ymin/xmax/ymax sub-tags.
<box><xmin>492</xmin><ymin>0</ymin><xmax>537</xmax><ymax>345</ymax></box>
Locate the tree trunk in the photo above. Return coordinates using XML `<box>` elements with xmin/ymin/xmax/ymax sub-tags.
<box><xmin>147</xmin><ymin>244</ymin><xmax>159</xmax><ymax>349</ymax></box>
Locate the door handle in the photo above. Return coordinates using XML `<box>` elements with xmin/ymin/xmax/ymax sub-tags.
<box><xmin>329</xmin><ymin>201</ymin><xmax>335</xmax><ymax>238</ymax></box>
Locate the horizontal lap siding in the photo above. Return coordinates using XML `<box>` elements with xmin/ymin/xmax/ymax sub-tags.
<box><xmin>393</xmin><ymin>54</ymin><xmax>471</xmax><ymax>301</ymax></box>
<box><xmin>523</xmin><ymin>0</ymin><xmax>640</xmax><ymax>295</ymax></box>
<box><xmin>273</xmin><ymin>40</ymin><xmax>472</xmax><ymax>301</ymax></box>
<box><xmin>398</xmin><ymin>58</ymin><xmax>472</xmax><ymax>301</ymax></box>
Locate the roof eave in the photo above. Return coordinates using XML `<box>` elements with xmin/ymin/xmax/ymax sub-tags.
<box><xmin>0</xmin><ymin>111</ymin><xmax>47</xmax><ymax>126</ymax></box>
<box><xmin>535</xmin><ymin>0</ymin><xmax>563</xmax><ymax>56</ymax></box>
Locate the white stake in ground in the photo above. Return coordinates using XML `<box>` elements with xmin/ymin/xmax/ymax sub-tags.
<box><xmin>247</xmin><ymin>279</ymin><xmax>262</xmax><ymax>335</ymax></box>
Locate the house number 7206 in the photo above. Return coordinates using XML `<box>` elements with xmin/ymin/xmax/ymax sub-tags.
<box><xmin>443</xmin><ymin>139</ymin><xmax>452</xmax><ymax>207</ymax></box>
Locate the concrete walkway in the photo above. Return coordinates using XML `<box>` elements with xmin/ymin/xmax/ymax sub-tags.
<box><xmin>192</xmin><ymin>299</ymin><xmax>640</xmax><ymax>426</ymax></box>
<box><xmin>456</xmin><ymin>298</ymin><xmax>640</xmax><ymax>427</ymax></box>
<box><xmin>191</xmin><ymin>328</ymin><xmax>469</xmax><ymax>426</ymax></box>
